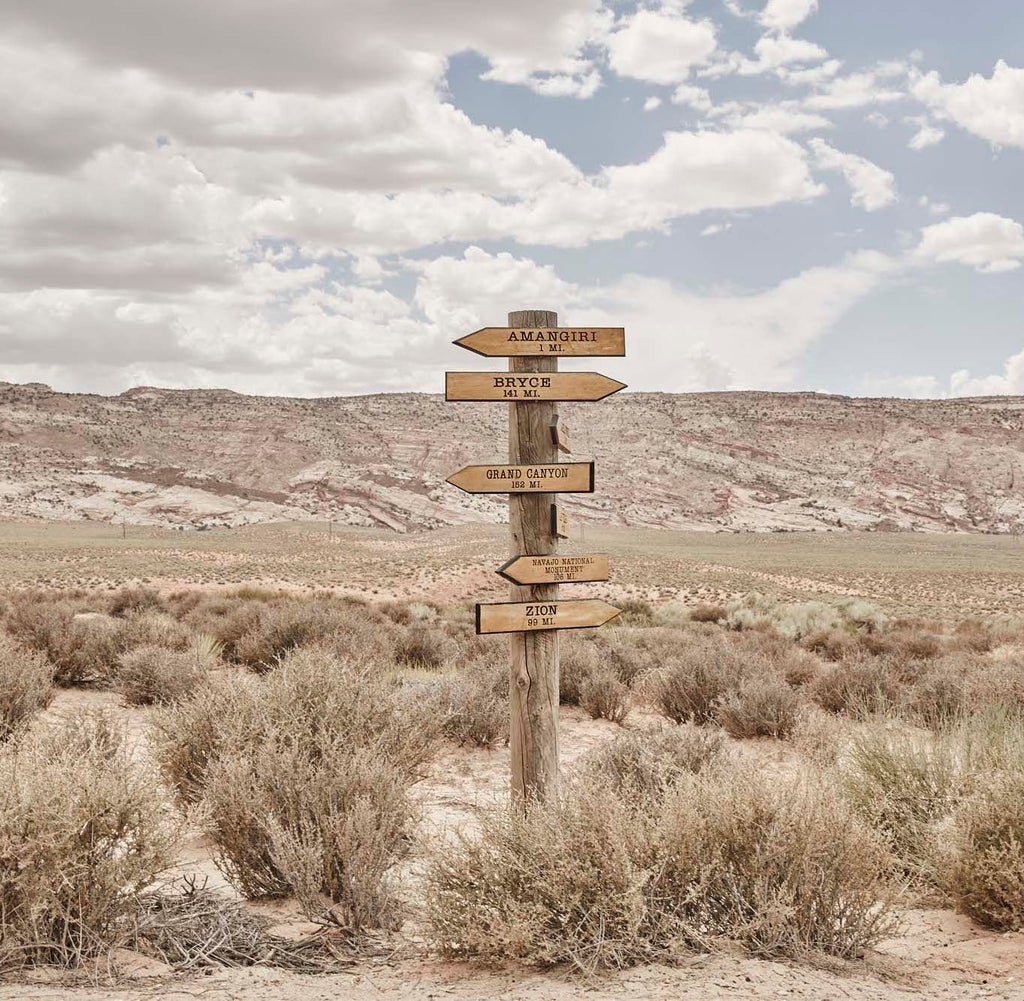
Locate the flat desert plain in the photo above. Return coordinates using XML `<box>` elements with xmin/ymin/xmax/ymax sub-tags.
<box><xmin>1</xmin><ymin>519</ymin><xmax>1023</xmax><ymax>617</ymax></box>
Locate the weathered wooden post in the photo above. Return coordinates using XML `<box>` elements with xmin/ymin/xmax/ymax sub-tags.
<box><xmin>446</xmin><ymin>311</ymin><xmax>626</xmax><ymax>807</ymax></box>
<box><xmin>507</xmin><ymin>308</ymin><xmax>560</xmax><ymax>803</ymax></box>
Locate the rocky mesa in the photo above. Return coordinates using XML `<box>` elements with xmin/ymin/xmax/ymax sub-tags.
<box><xmin>0</xmin><ymin>381</ymin><xmax>1022</xmax><ymax>534</ymax></box>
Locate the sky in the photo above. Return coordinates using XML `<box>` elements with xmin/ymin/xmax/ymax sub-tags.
<box><xmin>0</xmin><ymin>0</ymin><xmax>1022</xmax><ymax>400</ymax></box>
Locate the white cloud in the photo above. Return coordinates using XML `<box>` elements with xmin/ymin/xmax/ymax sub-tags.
<box><xmin>643</xmin><ymin>96</ymin><xmax>663</xmax><ymax>112</ymax></box>
<box><xmin>700</xmin><ymin>222</ymin><xmax>733</xmax><ymax>237</ymax></box>
<box><xmin>914</xmin><ymin>213</ymin><xmax>1024</xmax><ymax>274</ymax></box>
<box><xmin>859</xmin><ymin>374</ymin><xmax>943</xmax><ymax>399</ymax></box>
<box><xmin>912</xmin><ymin>61</ymin><xmax>1024</xmax><ymax>148</ymax></box>
<box><xmin>808</xmin><ymin>139</ymin><xmax>897</xmax><ymax>211</ymax></box>
<box><xmin>753</xmin><ymin>34</ymin><xmax>828</xmax><ymax>70</ymax></box>
<box><xmin>917</xmin><ymin>196</ymin><xmax>950</xmax><ymax>217</ymax></box>
<box><xmin>759</xmin><ymin>0</ymin><xmax>819</xmax><ymax>32</ymax></box>
<box><xmin>908</xmin><ymin>124</ymin><xmax>946</xmax><ymax>150</ymax></box>
<box><xmin>714</xmin><ymin>101</ymin><xmax>830</xmax><ymax>133</ymax></box>
<box><xmin>606</xmin><ymin>7</ymin><xmax>717</xmax><ymax>85</ymax></box>
<box><xmin>670</xmin><ymin>85</ymin><xmax>713</xmax><ymax>111</ymax></box>
<box><xmin>802</xmin><ymin>69</ymin><xmax>906</xmax><ymax>110</ymax></box>
<box><xmin>950</xmin><ymin>350</ymin><xmax>1024</xmax><ymax>396</ymax></box>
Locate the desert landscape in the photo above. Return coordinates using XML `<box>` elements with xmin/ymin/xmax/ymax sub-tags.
<box><xmin>0</xmin><ymin>496</ymin><xmax>1023</xmax><ymax>999</ymax></box>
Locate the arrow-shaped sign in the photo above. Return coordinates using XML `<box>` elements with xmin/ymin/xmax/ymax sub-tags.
<box><xmin>476</xmin><ymin>599</ymin><xmax>622</xmax><ymax>635</ymax></box>
<box><xmin>446</xmin><ymin>462</ymin><xmax>594</xmax><ymax>494</ymax></box>
<box><xmin>446</xmin><ymin>372</ymin><xmax>626</xmax><ymax>403</ymax></box>
<box><xmin>454</xmin><ymin>327</ymin><xmax>625</xmax><ymax>358</ymax></box>
<box><xmin>551</xmin><ymin>504</ymin><xmax>571</xmax><ymax>539</ymax></box>
<box><xmin>497</xmin><ymin>554</ymin><xmax>610</xmax><ymax>586</ymax></box>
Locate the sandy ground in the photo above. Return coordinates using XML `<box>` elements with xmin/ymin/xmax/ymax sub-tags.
<box><xmin>5</xmin><ymin>690</ymin><xmax>1024</xmax><ymax>1001</ymax></box>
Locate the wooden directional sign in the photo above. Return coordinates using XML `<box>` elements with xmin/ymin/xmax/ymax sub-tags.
<box><xmin>446</xmin><ymin>372</ymin><xmax>626</xmax><ymax>403</ymax></box>
<box><xmin>551</xmin><ymin>505</ymin><xmax>571</xmax><ymax>539</ymax></box>
<box><xmin>447</xmin><ymin>461</ymin><xmax>594</xmax><ymax>494</ymax></box>
<box><xmin>497</xmin><ymin>554</ymin><xmax>609</xmax><ymax>586</ymax></box>
<box><xmin>550</xmin><ymin>416</ymin><xmax>571</xmax><ymax>454</ymax></box>
<box><xmin>476</xmin><ymin>599</ymin><xmax>622</xmax><ymax>635</ymax></box>
<box><xmin>454</xmin><ymin>327</ymin><xmax>625</xmax><ymax>358</ymax></box>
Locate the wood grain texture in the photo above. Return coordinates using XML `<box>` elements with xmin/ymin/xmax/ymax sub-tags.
<box><xmin>454</xmin><ymin>326</ymin><xmax>625</xmax><ymax>357</ymax></box>
<box><xmin>478</xmin><ymin>598</ymin><xmax>622</xmax><ymax>634</ymax></box>
<box><xmin>445</xmin><ymin>371</ymin><xmax>626</xmax><ymax>402</ymax></box>
<box><xmin>508</xmin><ymin>308</ymin><xmax>560</xmax><ymax>807</ymax></box>
<box><xmin>446</xmin><ymin>462</ymin><xmax>593</xmax><ymax>494</ymax></box>
<box><xmin>495</xmin><ymin>554</ymin><xmax>611</xmax><ymax>586</ymax></box>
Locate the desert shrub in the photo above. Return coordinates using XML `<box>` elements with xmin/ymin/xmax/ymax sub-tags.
<box><xmin>801</xmin><ymin>629</ymin><xmax>859</xmax><ymax>662</ymax></box>
<box><xmin>0</xmin><ymin>715</ymin><xmax>177</xmax><ymax>968</ymax></box>
<box><xmin>652</xmin><ymin>637</ymin><xmax>746</xmax><ymax>724</ymax></box>
<box><xmin>148</xmin><ymin>676</ymin><xmax>265</xmax><ymax>806</ymax></box>
<box><xmin>904</xmin><ymin>657</ymin><xmax>971</xmax><ymax>726</ymax></box>
<box><xmin>234</xmin><ymin>600</ymin><xmax>350</xmax><ymax>671</ymax></box>
<box><xmin>559</xmin><ymin>633</ymin><xmax>600</xmax><ymax>705</ymax></box>
<box><xmin>117</xmin><ymin>609</ymin><xmax>192</xmax><ymax>652</ymax></box>
<box><xmin>438</xmin><ymin>660</ymin><xmax>509</xmax><ymax>748</ymax></box>
<box><xmin>115</xmin><ymin>645</ymin><xmax>206</xmax><ymax>707</ymax></box>
<box><xmin>689</xmin><ymin>603</ymin><xmax>727</xmax><ymax>624</ymax></box>
<box><xmin>185</xmin><ymin>599</ymin><xmax>264</xmax><ymax>661</ymax></box>
<box><xmin>949</xmin><ymin>771</ymin><xmax>1024</xmax><ymax>930</ymax></box>
<box><xmin>840</xmin><ymin>726</ymin><xmax>961</xmax><ymax>883</ymax></box>
<box><xmin>654</xmin><ymin>767</ymin><xmax>896</xmax><ymax>959</ymax></box>
<box><xmin>583</xmin><ymin>726</ymin><xmax>726</xmax><ymax>805</ymax></box>
<box><xmin>395</xmin><ymin>624</ymin><xmax>449</xmax><ymax>669</ymax></box>
<box><xmin>0</xmin><ymin>634</ymin><xmax>54</xmax><ymax>742</ymax></box>
<box><xmin>427</xmin><ymin>782</ymin><xmax>658</xmax><ymax>971</ymax></box>
<box><xmin>7</xmin><ymin>602</ymin><xmax>123</xmax><ymax>686</ymax></box>
<box><xmin>713</xmin><ymin>678</ymin><xmax>800</xmax><ymax>739</ymax></box>
<box><xmin>617</xmin><ymin>599</ymin><xmax>654</xmax><ymax>626</ymax></box>
<box><xmin>109</xmin><ymin>585</ymin><xmax>164</xmax><ymax>618</ymax></box>
<box><xmin>808</xmin><ymin>656</ymin><xmax>901</xmax><ymax>716</ymax></box>
<box><xmin>205</xmin><ymin>741</ymin><xmax>414</xmax><ymax>928</ymax></box>
<box><xmin>790</xmin><ymin>705</ymin><xmax>850</xmax><ymax>767</ymax></box>
<box><xmin>150</xmin><ymin>647</ymin><xmax>438</xmax><ymax>927</ymax></box>
<box><xmin>580</xmin><ymin>668</ymin><xmax>630</xmax><ymax>724</ymax></box>
<box><xmin>427</xmin><ymin>764</ymin><xmax>895</xmax><ymax>968</ymax></box>
<box><xmin>726</xmin><ymin>593</ymin><xmax>887</xmax><ymax>642</ymax></box>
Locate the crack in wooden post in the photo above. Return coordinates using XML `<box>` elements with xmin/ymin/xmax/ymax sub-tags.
<box><xmin>507</xmin><ymin>308</ymin><xmax>560</xmax><ymax>807</ymax></box>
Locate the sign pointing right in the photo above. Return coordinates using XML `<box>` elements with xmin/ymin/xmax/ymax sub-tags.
<box><xmin>476</xmin><ymin>599</ymin><xmax>622</xmax><ymax>635</ymax></box>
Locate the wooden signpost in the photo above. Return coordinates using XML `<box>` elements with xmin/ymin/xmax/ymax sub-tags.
<box><xmin>477</xmin><ymin>599</ymin><xmax>621</xmax><ymax>635</ymax></box>
<box><xmin>454</xmin><ymin>326</ymin><xmax>625</xmax><ymax>357</ymax></box>
<box><xmin>446</xmin><ymin>308</ymin><xmax>625</xmax><ymax>806</ymax></box>
<box><xmin>497</xmin><ymin>554</ymin><xmax>610</xmax><ymax>586</ymax></box>
<box><xmin>446</xmin><ymin>462</ymin><xmax>594</xmax><ymax>494</ymax></box>
<box><xmin>445</xmin><ymin>371</ymin><xmax>626</xmax><ymax>403</ymax></box>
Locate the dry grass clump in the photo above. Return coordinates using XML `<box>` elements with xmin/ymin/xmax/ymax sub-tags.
<box><xmin>0</xmin><ymin>634</ymin><xmax>54</xmax><ymax>742</ymax></box>
<box><xmin>840</xmin><ymin>725</ymin><xmax>961</xmax><ymax>884</ymax></box>
<box><xmin>150</xmin><ymin>646</ymin><xmax>439</xmax><ymax>930</ymax></box>
<box><xmin>809</xmin><ymin>656</ymin><xmax>901</xmax><ymax>717</ymax></box>
<box><xmin>949</xmin><ymin>771</ymin><xmax>1024</xmax><ymax>930</ymax></box>
<box><xmin>115</xmin><ymin>644</ymin><xmax>208</xmax><ymax>707</ymax></box>
<box><xmin>688</xmin><ymin>603</ymin><xmax>727</xmax><ymax>624</ymax></box>
<box><xmin>652</xmin><ymin>636</ymin><xmax>747</xmax><ymax>724</ymax></box>
<box><xmin>0</xmin><ymin>714</ymin><xmax>178</xmax><ymax>969</ymax></box>
<box><xmin>618</xmin><ymin>598</ymin><xmax>654</xmax><ymax>626</ymax></box>
<box><xmin>559</xmin><ymin>633</ymin><xmax>601</xmax><ymax>705</ymax></box>
<box><xmin>437</xmin><ymin>659</ymin><xmax>509</xmax><ymax>748</ymax></box>
<box><xmin>6</xmin><ymin>600</ymin><xmax>122</xmax><ymax>685</ymax></box>
<box><xmin>655</xmin><ymin>767</ymin><xmax>896</xmax><ymax>959</ymax></box>
<box><xmin>117</xmin><ymin>609</ymin><xmax>192</xmax><ymax>652</ymax></box>
<box><xmin>108</xmin><ymin>585</ymin><xmax>164</xmax><ymax>618</ymax></box>
<box><xmin>582</xmin><ymin>725</ymin><xmax>726</xmax><ymax>805</ymax></box>
<box><xmin>427</xmin><ymin>783</ymin><xmax>657</xmax><ymax>971</ymax></box>
<box><xmin>426</xmin><ymin>760</ymin><xmax>895</xmax><ymax>969</ymax></box>
<box><xmin>234</xmin><ymin>599</ymin><xmax>352</xmax><ymax>671</ymax></box>
<box><xmin>394</xmin><ymin>624</ymin><xmax>450</xmax><ymax>669</ymax></box>
<box><xmin>714</xmin><ymin>677</ymin><xmax>800</xmax><ymax>739</ymax></box>
<box><xmin>580</xmin><ymin>668</ymin><xmax>631</xmax><ymax>723</ymax></box>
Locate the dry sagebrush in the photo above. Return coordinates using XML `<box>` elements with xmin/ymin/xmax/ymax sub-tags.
<box><xmin>150</xmin><ymin>645</ymin><xmax>440</xmax><ymax>930</ymax></box>
<box><xmin>0</xmin><ymin>714</ymin><xmax>178</xmax><ymax>968</ymax></box>
<box><xmin>0</xmin><ymin>634</ymin><xmax>54</xmax><ymax>741</ymax></box>
<box><xmin>427</xmin><ymin>754</ymin><xmax>896</xmax><ymax>969</ymax></box>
